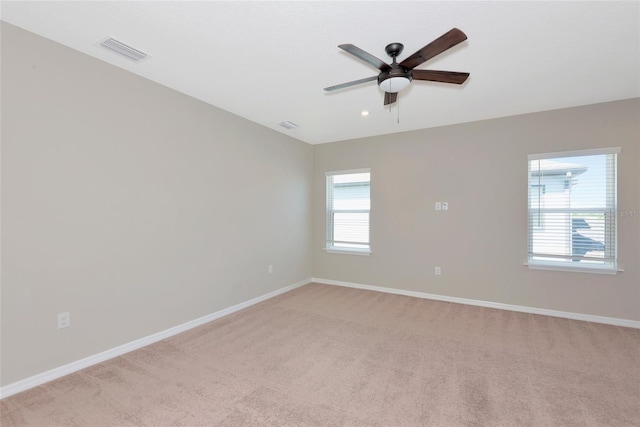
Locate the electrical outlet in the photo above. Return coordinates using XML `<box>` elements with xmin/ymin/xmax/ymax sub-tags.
<box><xmin>435</xmin><ymin>202</ymin><xmax>442</xmax><ymax>211</ymax></box>
<box><xmin>58</xmin><ymin>312</ymin><xmax>70</xmax><ymax>329</ymax></box>
<box><xmin>435</xmin><ymin>266</ymin><xmax>442</xmax><ymax>275</ymax></box>
<box><xmin>442</xmin><ymin>202</ymin><xmax>448</xmax><ymax>211</ymax></box>
<box><xmin>268</xmin><ymin>264</ymin><xmax>273</xmax><ymax>274</ymax></box>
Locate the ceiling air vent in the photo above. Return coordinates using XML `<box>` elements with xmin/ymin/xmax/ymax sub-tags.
<box><xmin>100</xmin><ymin>37</ymin><xmax>148</xmax><ymax>61</ymax></box>
<box><xmin>279</xmin><ymin>121</ymin><xmax>299</xmax><ymax>130</ymax></box>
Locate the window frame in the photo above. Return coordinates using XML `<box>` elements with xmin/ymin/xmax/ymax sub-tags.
<box><xmin>526</xmin><ymin>147</ymin><xmax>621</xmax><ymax>274</ymax></box>
<box><xmin>325</xmin><ymin>168</ymin><xmax>372</xmax><ymax>256</ymax></box>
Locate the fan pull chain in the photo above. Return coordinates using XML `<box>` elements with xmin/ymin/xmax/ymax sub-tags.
<box><xmin>397</xmin><ymin>95</ymin><xmax>400</xmax><ymax>124</ymax></box>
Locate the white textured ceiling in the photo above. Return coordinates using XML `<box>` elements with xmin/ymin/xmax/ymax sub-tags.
<box><xmin>2</xmin><ymin>1</ymin><xmax>639</xmax><ymax>145</ymax></box>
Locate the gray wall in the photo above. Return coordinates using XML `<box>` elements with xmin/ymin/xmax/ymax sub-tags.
<box><xmin>1</xmin><ymin>23</ymin><xmax>313</xmax><ymax>386</ymax></box>
<box><xmin>313</xmin><ymin>99</ymin><xmax>640</xmax><ymax>321</ymax></box>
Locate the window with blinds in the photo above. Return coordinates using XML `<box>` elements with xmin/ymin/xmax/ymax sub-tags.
<box><xmin>527</xmin><ymin>148</ymin><xmax>619</xmax><ymax>272</ymax></box>
<box><xmin>326</xmin><ymin>169</ymin><xmax>371</xmax><ymax>254</ymax></box>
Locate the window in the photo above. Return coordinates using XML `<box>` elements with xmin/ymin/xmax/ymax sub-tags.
<box><xmin>325</xmin><ymin>169</ymin><xmax>371</xmax><ymax>254</ymax></box>
<box><xmin>527</xmin><ymin>147</ymin><xmax>619</xmax><ymax>273</ymax></box>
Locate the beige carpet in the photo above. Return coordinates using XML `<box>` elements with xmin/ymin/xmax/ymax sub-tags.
<box><xmin>2</xmin><ymin>283</ymin><xmax>639</xmax><ymax>426</ymax></box>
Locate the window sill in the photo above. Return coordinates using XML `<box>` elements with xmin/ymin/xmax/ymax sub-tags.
<box><xmin>525</xmin><ymin>261</ymin><xmax>622</xmax><ymax>275</ymax></box>
<box><xmin>324</xmin><ymin>247</ymin><xmax>371</xmax><ymax>256</ymax></box>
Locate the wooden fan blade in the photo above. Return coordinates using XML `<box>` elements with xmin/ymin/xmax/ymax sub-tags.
<box><xmin>384</xmin><ymin>92</ymin><xmax>397</xmax><ymax>105</ymax></box>
<box><xmin>399</xmin><ymin>28</ymin><xmax>467</xmax><ymax>70</ymax></box>
<box><xmin>412</xmin><ymin>70</ymin><xmax>470</xmax><ymax>84</ymax></box>
<box><xmin>324</xmin><ymin>75</ymin><xmax>378</xmax><ymax>91</ymax></box>
<box><xmin>339</xmin><ymin>44</ymin><xmax>392</xmax><ymax>72</ymax></box>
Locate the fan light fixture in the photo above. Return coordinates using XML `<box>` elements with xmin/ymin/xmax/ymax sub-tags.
<box><xmin>378</xmin><ymin>76</ymin><xmax>411</xmax><ymax>93</ymax></box>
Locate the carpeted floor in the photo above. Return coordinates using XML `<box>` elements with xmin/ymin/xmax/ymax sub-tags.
<box><xmin>2</xmin><ymin>283</ymin><xmax>639</xmax><ymax>426</ymax></box>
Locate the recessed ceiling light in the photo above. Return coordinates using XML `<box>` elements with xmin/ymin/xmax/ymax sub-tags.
<box><xmin>361</xmin><ymin>110</ymin><xmax>370</xmax><ymax>116</ymax></box>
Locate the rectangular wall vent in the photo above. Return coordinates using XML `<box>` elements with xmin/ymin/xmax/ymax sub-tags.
<box><xmin>100</xmin><ymin>37</ymin><xmax>148</xmax><ymax>62</ymax></box>
<box><xmin>279</xmin><ymin>121</ymin><xmax>299</xmax><ymax>130</ymax></box>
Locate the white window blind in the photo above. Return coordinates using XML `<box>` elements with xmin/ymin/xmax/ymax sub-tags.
<box><xmin>527</xmin><ymin>148</ymin><xmax>619</xmax><ymax>271</ymax></box>
<box><xmin>326</xmin><ymin>170</ymin><xmax>371</xmax><ymax>253</ymax></box>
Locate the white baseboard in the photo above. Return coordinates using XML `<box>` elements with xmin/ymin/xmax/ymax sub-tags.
<box><xmin>0</xmin><ymin>278</ymin><xmax>312</xmax><ymax>400</ymax></box>
<box><xmin>312</xmin><ymin>277</ymin><xmax>640</xmax><ymax>329</ymax></box>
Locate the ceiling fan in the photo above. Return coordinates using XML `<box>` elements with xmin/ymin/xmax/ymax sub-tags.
<box><xmin>324</xmin><ymin>28</ymin><xmax>470</xmax><ymax>105</ymax></box>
